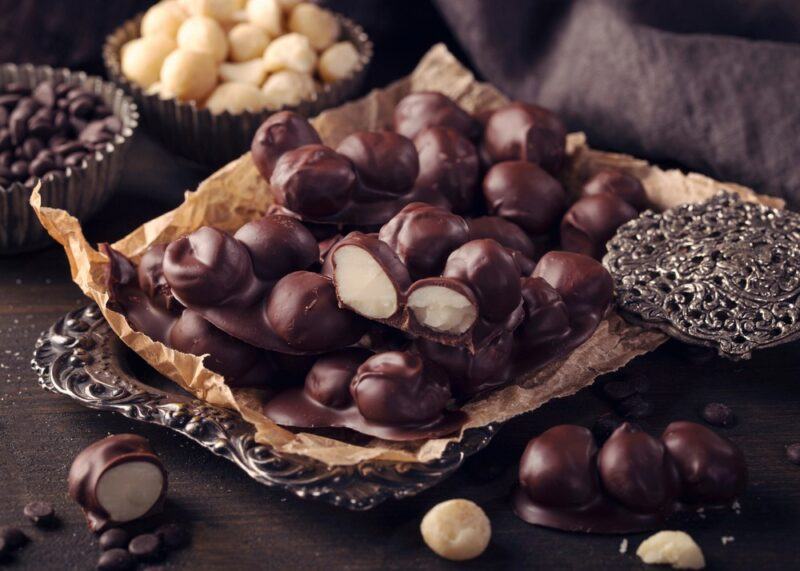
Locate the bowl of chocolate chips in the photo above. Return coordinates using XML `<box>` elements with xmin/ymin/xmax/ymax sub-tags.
<box><xmin>0</xmin><ymin>63</ymin><xmax>137</xmax><ymax>254</ymax></box>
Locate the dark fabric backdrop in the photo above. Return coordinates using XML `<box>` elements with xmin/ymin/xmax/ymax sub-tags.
<box><xmin>3</xmin><ymin>0</ymin><xmax>797</xmax><ymax>206</ymax></box>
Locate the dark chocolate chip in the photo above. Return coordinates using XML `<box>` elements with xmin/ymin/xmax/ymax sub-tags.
<box><xmin>602</xmin><ymin>380</ymin><xmax>636</xmax><ymax>401</ymax></box>
<box><xmin>10</xmin><ymin>160</ymin><xmax>29</xmax><ymax>179</ymax></box>
<box><xmin>786</xmin><ymin>443</ymin><xmax>800</xmax><ymax>465</ymax></box>
<box><xmin>155</xmin><ymin>523</ymin><xmax>190</xmax><ymax>551</ymax></box>
<box><xmin>30</xmin><ymin>155</ymin><xmax>56</xmax><ymax>177</ymax></box>
<box><xmin>701</xmin><ymin>402</ymin><xmax>736</xmax><ymax>427</ymax></box>
<box><xmin>617</xmin><ymin>394</ymin><xmax>654</xmax><ymax>419</ymax></box>
<box><xmin>22</xmin><ymin>137</ymin><xmax>44</xmax><ymax>160</ymax></box>
<box><xmin>97</xmin><ymin>548</ymin><xmax>136</xmax><ymax>571</ymax></box>
<box><xmin>0</xmin><ymin>527</ymin><xmax>29</xmax><ymax>551</ymax></box>
<box><xmin>23</xmin><ymin>500</ymin><xmax>55</xmax><ymax>527</ymax></box>
<box><xmin>591</xmin><ymin>413</ymin><xmax>624</xmax><ymax>445</ymax></box>
<box><xmin>128</xmin><ymin>533</ymin><xmax>163</xmax><ymax>562</ymax></box>
<box><xmin>99</xmin><ymin>528</ymin><xmax>130</xmax><ymax>551</ymax></box>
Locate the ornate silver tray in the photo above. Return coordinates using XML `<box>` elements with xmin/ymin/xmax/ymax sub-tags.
<box><xmin>604</xmin><ymin>193</ymin><xmax>800</xmax><ymax>360</ymax></box>
<box><xmin>31</xmin><ymin>304</ymin><xmax>497</xmax><ymax>510</ymax></box>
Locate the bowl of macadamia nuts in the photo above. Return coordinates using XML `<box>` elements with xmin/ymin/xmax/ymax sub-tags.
<box><xmin>103</xmin><ymin>0</ymin><xmax>372</xmax><ymax>165</ymax></box>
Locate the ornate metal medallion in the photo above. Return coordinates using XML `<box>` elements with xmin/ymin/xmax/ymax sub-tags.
<box><xmin>31</xmin><ymin>305</ymin><xmax>497</xmax><ymax>510</ymax></box>
<box><xmin>604</xmin><ymin>192</ymin><xmax>800</xmax><ymax>359</ymax></box>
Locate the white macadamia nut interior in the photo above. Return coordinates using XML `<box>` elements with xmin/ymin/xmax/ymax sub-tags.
<box><xmin>408</xmin><ymin>286</ymin><xmax>477</xmax><ymax>334</ymax></box>
<box><xmin>263</xmin><ymin>32</ymin><xmax>317</xmax><ymax>74</ymax></box>
<box><xmin>205</xmin><ymin>82</ymin><xmax>267</xmax><ymax>113</ymax></box>
<box><xmin>246</xmin><ymin>0</ymin><xmax>283</xmax><ymax>36</ymax></box>
<box><xmin>261</xmin><ymin>70</ymin><xmax>315</xmax><ymax>108</ymax></box>
<box><xmin>636</xmin><ymin>531</ymin><xmax>706</xmax><ymax>570</ymax></box>
<box><xmin>318</xmin><ymin>41</ymin><xmax>359</xmax><ymax>83</ymax></box>
<box><xmin>180</xmin><ymin>0</ymin><xmax>236</xmax><ymax>21</ymax></box>
<box><xmin>219</xmin><ymin>59</ymin><xmax>266</xmax><ymax>85</ymax></box>
<box><xmin>228</xmin><ymin>22</ymin><xmax>270</xmax><ymax>62</ymax></box>
<box><xmin>95</xmin><ymin>462</ymin><xmax>164</xmax><ymax>523</ymax></box>
<box><xmin>420</xmin><ymin>499</ymin><xmax>491</xmax><ymax>561</ymax></box>
<box><xmin>288</xmin><ymin>3</ymin><xmax>340</xmax><ymax>51</ymax></box>
<box><xmin>121</xmin><ymin>36</ymin><xmax>177</xmax><ymax>88</ymax></box>
<box><xmin>160</xmin><ymin>48</ymin><xmax>219</xmax><ymax>101</ymax></box>
<box><xmin>333</xmin><ymin>246</ymin><xmax>399</xmax><ymax>319</ymax></box>
<box><xmin>141</xmin><ymin>1</ymin><xmax>188</xmax><ymax>39</ymax></box>
<box><xmin>177</xmin><ymin>16</ymin><xmax>229</xmax><ymax>62</ymax></box>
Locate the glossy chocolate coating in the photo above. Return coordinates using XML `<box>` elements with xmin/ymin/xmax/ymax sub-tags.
<box><xmin>393</xmin><ymin>91</ymin><xmax>479</xmax><ymax>141</ymax></box>
<box><xmin>413</xmin><ymin>126</ymin><xmax>480</xmax><ymax>213</ymax></box>
<box><xmin>482</xmin><ymin>102</ymin><xmax>567</xmax><ymax>174</ymax></box>
<box><xmin>582</xmin><ymin>169</ymin><xmax>648</xmax><ymax>211</ymax></box>
<box><xmin>560</xmin><ymin>193</ymin><xmax>638</xmax><ymax>260</ymax></box>
<box><xmin>304</xmin><ymin>349</ymin><xmax>370</xmax><ymax>408</ymax></box>
<box><xmin>662</xmin><ymin>421</ymin><xmax>747</xmax><ymax>504</ymax></box>
<box><xmin>68</xmin><ymin>435</ymin><xmax>167</xmax><ymax>532</ymax></box>
<box><xmin>169</xmin><ymin>310</ymin><xmax>277</xmax><ymax>389</ymax></box>
<box><xmin>598</xmin><ymin>423</ymin><xmax>680</xmax><ymax>512</ymax></box>
<box><xmin>163</xmin><ymin>227</ymin><xmax>252</xmax><ymax>306</ymax></box>
<box><xmin>532</xmin><ymin>251</ymin><xmax>613</xmax><ymax>315</ymax></box>
<box><xmin>443</xmin><ymin>239</ymin><xmax>521</xmax><ymax>323</ymax></box>
<box><xmin>251</xmin><ymin>111</ymin><xmax>321</xmax><ymax>180</ymax></box>
<box><xmin>136</xmin><ymin>243</ymin><xmax>176</xmax><ymax>311</ymax></box>
<box><xmin>350</xmin><ymin>351</ymin><xmax>451</xmax><ymax>424</ymax></box>
<box><xmin>378</xmin><ymin>202</ymin><xmax>469</xmax><ymax>280</ymax></box>
<box><xmin>467</xmin><ymin>216</ymin><xmax>538</xmax><ymax>261</ymax></box>
<box><xmin>482</xmin><ymin>160</ymin><xmax>566</xmax><ymax>236</ymax></box>
<box><xmin>265</xmin><ymin>271</ymin><xmax>367</xmax><ymax>353</ymax></box>
<box><xmin>519</xmin><ymin>425</ymin><xmax>600</xmax><ymax>507</ymax></box>
<box><xmin>233</xmin><ymin>214</ymin><xmax>318</xmax><ymax>280</ymax></box>
<box><xmin>337</xmin><ymin>131</ymin><xmax>419</xmax><ymax>195</ymax></box>
<box><xmin>270</xmin><ymin>144</ymin><xmax>358</xmax><ymax>219</ymax></box>
<box><xmin>516</xmin><ymin>277</ymin><xmax>571</xmax><ymax>348</ymax></box>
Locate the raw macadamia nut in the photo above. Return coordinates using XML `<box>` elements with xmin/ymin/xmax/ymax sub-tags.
<box><xmin>288</xmin><ymin>3</ymin><xmax>340</xmax><ymax>51</ymax></box>
<box><xmin>160</xmin><ymin>48</ymin><xmax>219</xmax><ymax>101</ymax></box>
<box><xmin>180</xmin><ymin>0</ymin><xmax>236</xmax><ymax>21</ymax></box>
<box><xmin>261</xmin><ymin>70</ymin><xmax>315</xmax><ymax>109</ymax></box>
<box><xmin>246</xmin><ymin>0</ymin><xmax>283</xmax><ymax>36</ymax></box>
<box><xmin>219</xmin><ymin>59</ymin><xmax>266</xmax><ymax>85</ymax></box>
<box><xmin>420</xmin><ymin>499</ymin><xmax>491</xmax><ymax>561</ymax></box>
<box><xmin>177</xmin><ymin>16</ymin><xmax>229</xmax><ymax>62</ymax></box>
<box><xmin>121</xmin><ymin>36</ymin><xmax>178</xmax><ymax>88</ymax></box>
<box><xmin>636</xmin><ymin>531</ymin><xmax>705</xmax><ymax>570</ymax></box>
<box><xmin>318</xmin><ymin>41</ymin><xmax>359</xmax><ymax>83</ymax></box>
<box><xmin>263</xmin><ymin>33</ymin><xmax>317</xmax><ymax>74</ymax></box>
<box><xmin>277</xmin><ymin>0</ymin><xmax>301</xmax><ymax>10</ymax></box>
<box><xmin>228</xmin><ymin>22</ymin><xmax>270</xmax><ymax>62</ymax></box>
<box><xmin>141</xmin><ymin>1</ymin><xmax>188</xmax><ymax>39</ymax></box>
<box><xmin>205</xmin><ymin>82</ymin><xmax>267</xmax><ymax>113</ymax></box>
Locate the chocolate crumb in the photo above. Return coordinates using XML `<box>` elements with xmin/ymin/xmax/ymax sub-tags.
<box><xmin>786</xmin><ymin>443</ymin><xmax>800</xmax><ymax>465</ymax></box>
<box><xmin>23</xmin><ymin>501</ymin><xmax>56</xmax><ymax>527</ymax></box>
<box><xmin>97</xmin><ymin>548</ymin><xmax>136</xmax><ymax>571</ymax></box>
<box><xmin>701</xmin><ymin>402</ymin><xmax>736</xmax><ymax>427</ymax></box>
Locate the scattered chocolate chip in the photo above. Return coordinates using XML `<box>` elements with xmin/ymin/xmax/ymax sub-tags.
<box><xmin>591</xmin><ymin>413</ymin><xmax>624</xmax><ymax>445</ymax></box>
<box><xmin>701</xmin><ymin>402</ymin><xmax>736</xmax><ymax>427</ymax></box>
<box><xmin>602</xmin><ymin>380</ymin><xmax>636</xmax><ymax>401</ymax></box>
<box><xmin>99</xmin><ymin>528</ymin><xmax>130</xmax><ymax>551</ymax></box>
<box><xmin>786</xmin><ymin>443</ymin><xmax>800</xmax><ymax>465</ymax></box>
<box><xmin>617</xmin><ymin>394</ymin><xmax>654</xmax><ymax>419</ymax></box>
<box><xmin>97</xmin><ymin>548</ymin><xmax>136</xmax><ymax>571</ymax></box>
<box><xmin>23</xmin><ymin>500</ymin><xmax>56</xmax><ymax>527</ymax></box>
<box><xmin>155</xmin><ymin>523</ymin><xmax>190</xmax><ymax>551</ymax></box>
<box><xmin>0</xmin><ymin>527</ymin><xmax>28</xmax><ymax>551</ymax></box>
<box><xmin>128</xmin><ymin>533</ymin><xmax>163</xmax><ymax>562</ymax></box>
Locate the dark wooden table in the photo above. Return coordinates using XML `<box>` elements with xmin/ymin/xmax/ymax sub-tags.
<box><xmin>2</xmin><ymin>135</ymin><xmax>800</xmax><ymax>571</ymax></box>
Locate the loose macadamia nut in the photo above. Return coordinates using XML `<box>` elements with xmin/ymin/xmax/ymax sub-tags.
<box><xmin>160</xmin><ymin>48</ymin><xmax>219</xmax><ymax>101</ymax></box>
<box><xmin>288</xmin><ymin>3</ymin><xmax>340</xmax><ymax>51</ymax></box>
<box><xmin>318</xmin><ymin>41</ymin><xmax>359</xmax><ymax>83</ymax></box>
<box><xmin>420</xmin><ymin>499</ymin><xmax>491</xmax><ymax>561</ymax></box>
<box><xmin>177</xmin><ymin>16</ymin><xmax>229</xmax><ymax>62</ymax></box>
<box><xmin>228</xmin><ymin>22</ymin><xmax>270</xmax><ymax>62</ymax></box>
<box><xmin>121</xmin><ymin>36</ymin><xmax>178</xmax><ymax>88</ymax></box>
<box><xmin>261</xmin><ymin>70</ymin><xmax>315</xmax><ymax>109</ymax></box>
<box><xmin>246</xmin><ymin>0</ymin><xmax>283</xmax><ymax>36</ymax></box>
<box><xmin>180</xmin><ymin>0</ymin><xmax>237</xmax><ymax>21</ymax></box>
<box><xmin>637</xmin><ymin>531</ymin><xmax>706</xmax><ymax>570</ymax></box>
<box><xmin>205</xmin><ymin>82</ymin><xmax>267</xmax><ymax>113</ymax></box>
<box><xmin>219</xmin><ymin>59</ymin><xmax>266</xmax><ymax>85</ymax></box>
<box><xmin>141</xmin><ymin>1</ymin><xmax>188</xmax><ymax>39</ymax></box>
<box><xmin>263</xmin><ymin>33</ymin><xmax>317</xmax><ymax>73</ymax></box>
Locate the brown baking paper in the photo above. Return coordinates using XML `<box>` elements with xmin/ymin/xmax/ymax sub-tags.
<box><xmin>31</xmin><ymin>44</ymin><xmax>782</xmax><ymax>467</ymax></box>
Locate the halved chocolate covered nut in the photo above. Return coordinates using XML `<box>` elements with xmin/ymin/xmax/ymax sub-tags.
<box><xmin>560</xmin><ymin>193</ymin><xmax>638</xmax><ymax>260</ymax></box>
<box><xmin>407</xmin><ymin>277</ymin><xmax>479</xmax><ymax>336</ymax></box>
<box><xmin>233</xmin><ymin>214</ymin><xmax>318</xmax><ymax>280</ymax></box>
<box><xmin>582</xmin><ymin>169</ymin><xmax>648</xmax><ymax>211</ymax></box>
<box><xmin>251</xmin><ymin>111</ymin><xmax>321</xmax><ymax>180</ymax></box>
<box><xmin>413</xmin><ymin>126</ymin><xmax>480</xmax><ymax>213</ymax></box>
<box><xmin>330</xmin><ymin>232</ymin><xmax>411</xmax><ymax>320</ymax></box>
<box><xmin>336</xmin><ymin>130</ymin><xmax>419</xmax><ymax>195</ymax></box>
<box><xmin>393</xmin><ymin>91</ymin><xmax>479</xmax><ymax>141</ymax></box>
<box><xmin>68</xmin><ymin>434</ymin><xmax>167</xmax><ymax>532</ymax></box>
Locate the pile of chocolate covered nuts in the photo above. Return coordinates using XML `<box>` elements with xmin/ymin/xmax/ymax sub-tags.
<box><xmin>102</xmin><ymin>90</ymin><xmax>646</xmax><ymax>440</ymax></box>
<box><xmin>121</xmin><ymin>0</ymin><xmax>361</xmax><ymax>113</ymax></box>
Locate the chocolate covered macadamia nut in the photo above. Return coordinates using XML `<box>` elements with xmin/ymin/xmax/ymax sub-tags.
<box><xmin>532</xmin><ymin>251</ymin><xmax>613</xmax><ymax>315</ymax></box>
<box><xmin>251</xmin><ymin>111</ymin><xmax>321</xmax><ymax>179</ymax></box>
<box><xmin>233</xmin><ymin>214</ymin><xmax>318</xmax><ymax>280</ymax></box>
<box><xmin>393</xmin><ymin>91</ymin><xmax>478</xmax><ymax>141</ymax></box>
<box><xmin>318</xmin><ymin>41</ymin><xmax>360</xmax><ymax>83</ymax></box>
<box><xmin>337</xmin><ymin>131</ymin><xmax>419</xmax><ymax>195</ymax></box>
<box><xmin>304</xmin><ymin>348</ymin><xmax>369</xmax><ymax>408</ymax></box>
<box><xmin>560</xmin><ymin>193</ymin><xmax>638</xmax><ymax>260</ymax></box>
<box><xmin>121</xmin><ymin>36</ymin><xmax>177</xmax><ymax>88</ymax></box>
<box><xmin>413</xmin><ymin>126</ymin><xmax>480</xmax><ymax>213</ymax></box>
<box><xmin>288</xmin><ymin>3</ymin><xmax>340</xmax><ymax>51</ymax></box>
<box><xmin>159</xmin><ymin>48</ymin><xmax>218</xmax><ymax>101</ymax></box>
<box><xmin>263</xmin><ymin>32</ymin><xmax>317</xmax><ymax>74</ymax></box>
<box><xmin>420</xmin><ymin>499</ymin><xmax>491</xmax><ymax>561</ymax></box>
<box><xmin>582</xmin><ymin>169</ymin><xmax>648</xmax><ymax>211</ymax></box>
